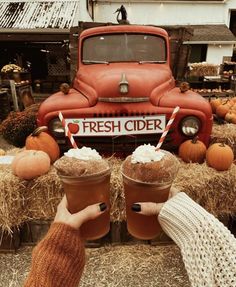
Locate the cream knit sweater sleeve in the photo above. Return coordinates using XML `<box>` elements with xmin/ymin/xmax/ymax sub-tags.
<box><xmin>158</xmin><ymin>192</ymin><xmax>236</xmax><ymax>287</ymax></box>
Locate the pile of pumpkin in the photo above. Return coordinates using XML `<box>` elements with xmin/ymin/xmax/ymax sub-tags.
<box><xmin>0</xmin><ymin>126</ymin><xmax>60</xmax><ymax>180</ymax></box>
<box><xmin>210</xmin><ymin>96</ymin><xmax>236</xmax><ymax>123</ymax></box>
<box><xmin>178</xmin><ymin>137</ymin><xmax>234</xmax><ymax>171</ymax></box>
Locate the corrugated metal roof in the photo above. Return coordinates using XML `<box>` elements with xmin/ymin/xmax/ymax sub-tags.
<box><xmin>0</xmin><ymin>1</ymin><xmax>78</xmax><ymax>29</ymax></box>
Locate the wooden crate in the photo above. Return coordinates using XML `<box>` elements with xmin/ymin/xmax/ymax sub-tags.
<box><xmin>20</xmin><ymin>220</ymin><xmax>112</xmax><ymax>248</ymax></box>
<box><xmin>0</xmin><ymin>89</ymin><xmax>11</xmax><ymax>121</ymax></box>
<box><xmin>20</xmin><ymin>220</ymin><xmax>52</xmax><ymax>245</ymax></box>
<box><xmin>19</xmin><ymin>220</ymin><xmax>173</xmax><ymax>248</ymax></box>
<box><xmin>17</xmin><ymin>216</ymin><xmax>235</xmax><ymax>250</ymax></box>
<box><xmin>0</xmin><ymin>227</ymin><xmax>21</xmax><ymax>253</ymax></box>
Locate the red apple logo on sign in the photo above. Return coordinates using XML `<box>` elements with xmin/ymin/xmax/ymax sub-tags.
<box><xmin>68</xmin><ymin>122</ymin><xmax>79</xmax><ymax>134</ymax></box>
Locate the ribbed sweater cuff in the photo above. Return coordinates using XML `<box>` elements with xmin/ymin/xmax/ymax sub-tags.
<box><xmin>158</xmin><ymin>192</ymin><xmax>213</xmax><ymax>248</ymax></box>
<box><xmin>24</xmin><ymin>222</ymin><xmax>85</xmax><ymax>287</ymax></box>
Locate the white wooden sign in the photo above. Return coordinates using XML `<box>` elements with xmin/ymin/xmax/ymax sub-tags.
<box><xmin>65</xmin><ymin>115</ymin><xmax>166</xmax><ymax>136</ymax></box>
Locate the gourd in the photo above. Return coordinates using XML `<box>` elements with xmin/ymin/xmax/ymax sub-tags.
<box><xmin>178</xmin><ymin>137</ymin><xmax>207</xmax><ymax>163</ymax></box>
<box><xmin>11</xmin><ymin>150</ymin><xmax>50</xmax><ymax>180</ymax></box>
<box><xmin>206</xmin><ymin>143</ymin><xmax>234</xmax><ymax>171</ymax></box>
<box><xmin>0</xmin><ymin>149</ymin><xmax>6</xmax><ymax>156</ymax></box>
<box><xmin>25</xmin><ymin>126</ymin><xmax>60</xmax><ymax>163</ymax></box>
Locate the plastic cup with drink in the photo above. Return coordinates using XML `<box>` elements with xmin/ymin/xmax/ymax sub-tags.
<box><xmin>121</xmin><ymin>107</ymin><xmax>180</xmax><ymax>240</ymax></box>
<box><xmin>55</xmin><ymin>112</ymin><xmax>110</xmax><ymax>240</ymax></box>
<box><xmin>54</xmin><ymin>147</ymin><xmax>111</xmax><ymax>240</ymax></box>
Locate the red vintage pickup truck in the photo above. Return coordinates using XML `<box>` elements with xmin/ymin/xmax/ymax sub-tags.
<box><xmin>37</xmin><ymin>24</ymin><xmax>213</xmax><ymax>154</ymax></box>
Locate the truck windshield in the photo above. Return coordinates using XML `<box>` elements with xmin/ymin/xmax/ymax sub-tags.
<box><xmin>82</xmin><ymin>33</ymin><xmax>167</xmax><ymax>63</ymax></box>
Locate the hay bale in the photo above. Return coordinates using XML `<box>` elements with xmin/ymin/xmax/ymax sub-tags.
<box><xmin>1</xmin><ymin>151</ymin><xmax>236</xmax><ymax>233</ymax></box>
<box><xmin>109</xmin><ymin>158</ymin><xmax>236</xmax><ymax>220</ymax></box>
<box><xmin>0</xmin><ymin>165</ymin><xmax>63</xmax><ymax>233</ymax></box>
<box><xmin>211</xmin><ymin>123</ymin><xmax>236</xmax><ymax>156</ymax></box>
<box><xmin>174</xmin><ymin>161</ymin><xmax>236</xmax><ymax>217</ymax></box>
<box><xmin>109</xmin><ymin>157</ymin><xmax>126</xmax><ymax>222</ymax></box>
<box><xmin>24</xmin><ymin>168</ymin><xmax>63</xmax><ymax>219</ymax></box>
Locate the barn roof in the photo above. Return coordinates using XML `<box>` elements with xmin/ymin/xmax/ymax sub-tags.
<box><xmin>0</xmin><ymin>1</ymin><xmax>78</xmax><ymax>29</ymax></box>
<box><xmin>183</xmin><ymin>25</ymin><xmax>236</xmax><ymax>44</ymax></box>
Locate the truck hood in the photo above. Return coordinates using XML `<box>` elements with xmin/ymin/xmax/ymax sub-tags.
<box><xmin>74</xmin><ymin>63</ymin><xmax>173</xmax><ymax>103</ymax></box>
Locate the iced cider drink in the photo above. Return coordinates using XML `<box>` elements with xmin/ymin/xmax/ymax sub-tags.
<box><xmin>54</xmin><ymin>147</ymin><xmax>110</xmax><ymax>240</ymax></box>
<box><xmin>122</xmin><ymin>144</ymin><xmax>179</xmax><ymax>240</ymax></box>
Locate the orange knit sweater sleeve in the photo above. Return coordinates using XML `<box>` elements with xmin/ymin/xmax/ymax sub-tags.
<box><xmin>23</xmin><ymin>222</ymin><xmax>86</xmax><ymax>287</ymax></box>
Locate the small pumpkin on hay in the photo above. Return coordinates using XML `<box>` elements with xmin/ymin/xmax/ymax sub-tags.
<box><xmin>25</xmin><ymin>126</ymin><xmax>60</xmax><ymax>163</ymax></box>
<box><xmin>206</xmin><ymin>143</ymin><xmax>234</xmax><ymax>171</ymax></box>
<box><xmin>178</xmin><ymin>137</ymin><xmax>206</xmax><ymax>163</ymax></box>
<box><xmin>11</xmin><ymin>150</ymin><xmax>51</xmax><ymax>180</ymax></box>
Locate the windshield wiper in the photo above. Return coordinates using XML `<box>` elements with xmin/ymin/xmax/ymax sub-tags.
<box><xmin>83</xmin><ymin>60</ymin><xmax>109</xmax><ymax>64</ymax></box>
<box><xmin>139</xmin><ymin>60</ymin><xmax>166</xmax><ymax>64</ymax></box>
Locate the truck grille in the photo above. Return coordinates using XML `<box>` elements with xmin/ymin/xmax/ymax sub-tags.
<box><xmin>62</xmin><ymin>128</ymin><xmax>176</xmax><ymax>157</ymax></box>
<box><xmin>93</xmin><ymin>112</ymin><xmax>157</xmax><ymax>118</ymax></box>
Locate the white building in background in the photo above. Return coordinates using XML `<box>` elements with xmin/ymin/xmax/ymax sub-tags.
<box><xmin>86</xmin><ymin>0</ymin><xmax>236</xmax><ymax>65</ymax></box>
<box><xmin>0</xmin><ymin>0</ymin><xmax>236</xmax><ymax>70</ymax></box>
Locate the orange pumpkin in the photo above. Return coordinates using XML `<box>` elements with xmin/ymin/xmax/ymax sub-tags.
<box><xmin>178</xmin><ymin>137</ymin><xmax>207</xmax><ymax>163</ymax></box>
<box><xmin>11</xmin><ymin>150</ymin><xmax>50</xmax><ymax>180</ymax></box>
<box><xmin>224</xmin><ymin>111</ymin><xmax>236</xmax><ymax>123</ymax></box>
<box><xmin>231</xmin><ymin>115</ymin><xmax>236</xmax><ymax>124</ymax></box>
<box><xmin>206</xmin><ymin>143</ymin><xmax>234</xmax><ymax>171</ymax></box>
<box><xmin>230</xmin><ymin>103</ymin><xmax>236</xmax><ymax>112</ymax></box>
<box><xmin>216</xmin><ymin>102</ymin><xmax>231</xmax><ymax>118</ymax></box>
<box><xmin>210</xmin><ymin>97</ymin><xmax>222</xmax><ymax>113</ymax></box>
<box><xmin>230</xmin><ymin>96</ymin><xmax>236</xmax><ymax>103</ymax></box>
<box><xmin>25</xmin><ymin>126</ymin><xmax>60</xmax><ymax>163</ymax></box>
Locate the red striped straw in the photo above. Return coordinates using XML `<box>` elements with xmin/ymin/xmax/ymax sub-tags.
<box><xmin>156</xmin><ymin>106</ymin><xmax>180</xmax><ymax>151</ymax></box>
<box><xmin>58</xmin><ymin>112</ymin><xmax>78</xmax><ymax>149</ymax></box>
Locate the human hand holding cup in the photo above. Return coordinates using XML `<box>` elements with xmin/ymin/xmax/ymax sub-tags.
<box><xmin>54</xmin><ymin>147</ymin><xmax>111</xmax><ymax>240</ymax></box>
<box><xmin>131</xmin><ymin>187</ymin><xmax>180</xmax><ymax>216</ymax></box>
<box><xmin>121</xmin><ymin>148</ymin><xmax>179</xmax><ymax>240</ymax></box>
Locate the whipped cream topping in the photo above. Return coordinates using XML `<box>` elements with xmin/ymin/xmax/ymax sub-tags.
<box><xmin>64</xmin><ymin>147</ymin><xmax>102</xmax><ymax>161</ymax></box>
<box><xmin>131</xmin><ymin>144</ymin><xmax>165</xmax><ymax>164</ymax></box>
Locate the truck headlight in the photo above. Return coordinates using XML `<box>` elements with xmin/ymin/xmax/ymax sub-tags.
<box><xmin>49</xmin><ymin>118</ymin><xmax>65</xmax><ymax>137</ymax></box>
<box><xmin>181</xmin><ymin>116</ymin><xmax>200</xmax><ymax>136</ymax></box>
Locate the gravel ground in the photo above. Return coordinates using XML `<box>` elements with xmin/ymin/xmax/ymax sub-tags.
<box><xmin>0</xmin><ymin>244</ymin><xmax>190</xmax><ymax>287</ymax></box>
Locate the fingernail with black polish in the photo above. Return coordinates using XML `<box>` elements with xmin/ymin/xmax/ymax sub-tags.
<box><xmin>99</xmin><ymin>202</ymin><xmax>107</xmax><ymax>212</ymax></box>
<box><xmin>131</xmin><ymin>203</ymin><xmax>141</xmax><ymax>212</ymax></box>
